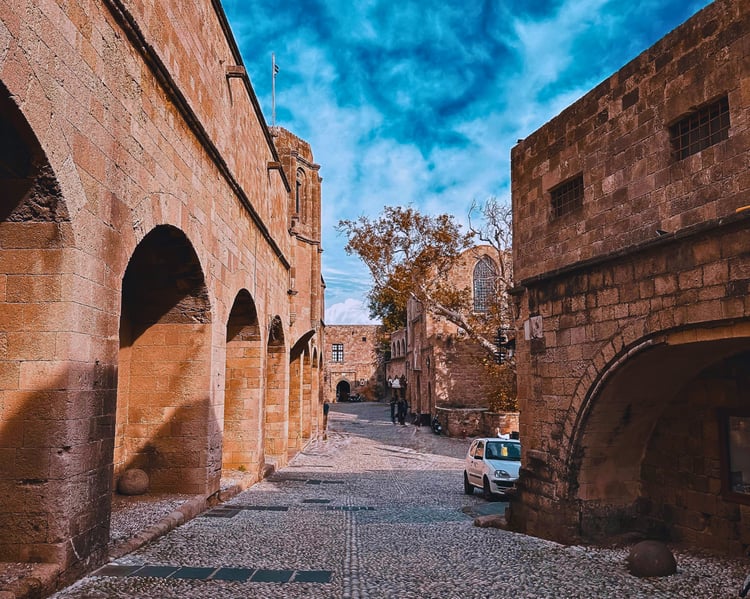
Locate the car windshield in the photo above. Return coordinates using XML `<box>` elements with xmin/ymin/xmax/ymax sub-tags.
<box><xmin>485</xmin><ymin>441</ymin><xmax>521</xmax><ymax>461</ymax></box>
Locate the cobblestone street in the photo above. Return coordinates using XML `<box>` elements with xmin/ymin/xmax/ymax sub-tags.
<box><xmin>52</xmin><ymin>402</ymin><xmax>748</xmax><ymax>599</ymax></box>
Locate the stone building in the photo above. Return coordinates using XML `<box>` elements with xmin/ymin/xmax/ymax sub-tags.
<box><xmin>0</xmin><ymin>0</ymin><xmax>324</xmax><ymax>588</ymax></box>
<box><xmin>385</xmin><ymin>328</ymin><xmax>407</xmax><ymax>398</ymax></box>
<box><xmin>510</xmin><ymin>0</ymin><xmax>750</xmax><ymax>554</ymax></box>
<box><xmin>393</xmin><ymin>246</ymin><xmax>517</xmax><ymax>434</ymax></box>
<box><xmin>325</xmin><ymin>325</ymin><xmax>382</xmax><ymax>402</ymax></box>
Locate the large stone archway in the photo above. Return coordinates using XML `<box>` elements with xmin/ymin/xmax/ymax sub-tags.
<box><xmin>264</xmin><ymin>316</ymin><xmax>288</xmax><ymax>467</ymax></box>
<box><xmin>223</xmin><ymin>290</ymin><xmax>263</xmax><ymax>478</ymax></box>
<box><xmin>116</xmin><ymin>225</ymin><xmax>214</xmax><ymax>495</ymax></box>
<box><xmin>0</xmin><ymin>83</ymin><xmax>99</xmax><ymax>567</ymax></box>
<box><xmin>564</xmin><ymin>323</ymin><xmax>750</xmax><ymax>550</ymax></box>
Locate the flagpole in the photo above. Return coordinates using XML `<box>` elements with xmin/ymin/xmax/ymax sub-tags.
<box><xmin>271</xmin><ymin>53</ymin><xmax>277</xmax><ymax>128</ymax></box>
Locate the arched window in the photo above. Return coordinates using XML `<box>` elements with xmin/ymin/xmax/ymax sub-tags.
<box><xmin>295</xmin><ymin>168</ymin><xmax>305</xmax><ymax>214</ymax></box>
<box><xmin>473</xmin><ymin>256</ymin><xmax>496</xmax><ymax>313</ymax></box>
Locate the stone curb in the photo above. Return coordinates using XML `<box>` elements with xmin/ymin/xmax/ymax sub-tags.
<box><xmin>106</xmin><ymin>480</ymin><xmax>256</xmax><ymax>563</ymax></box>
<box><xmin>0</xmin><ymin>563</ymin><xmax>60</xmax><ymax>599</ymax></box>
<box><xmin>473</xmin><ymin>514</ymin><xmax>507</xmax><ymax>529</ymax></box>
<box><xmin>5</xmin><ymin>442</ymin><xmax>310</xmax><ymax>599</ymax></box>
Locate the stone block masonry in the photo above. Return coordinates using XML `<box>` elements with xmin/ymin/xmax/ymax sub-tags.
<box><xmin>0</xmin><ymin>0</ymin><xmax>325</xmax><ymax>589</ymax></box>
<box><xmin>510</xmin><ymin>0</ymin><xmax>750</xmax><ymax>555</ymax></box>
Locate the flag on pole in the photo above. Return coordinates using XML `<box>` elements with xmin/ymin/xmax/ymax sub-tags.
<box><xmin>272</xmin><ymin>53</ymin><xmax>278</xmax><ymax>127</ymax></box>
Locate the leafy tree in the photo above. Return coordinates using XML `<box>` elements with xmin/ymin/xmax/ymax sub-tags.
<box><xmin>338</xmin><ymin>201</ymin><xmax>517</xmax><ymax>411</ymax></box>
<box><xmin>338</xmin><ymin>201</ymin><xmax>515</xmax><ymax>358</ymax></box>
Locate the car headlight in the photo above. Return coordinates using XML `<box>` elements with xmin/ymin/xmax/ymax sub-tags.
<box><xmin>494</xmin><ymin>469</ymin><xmax>511</xmax><ymax>478</ymax></box>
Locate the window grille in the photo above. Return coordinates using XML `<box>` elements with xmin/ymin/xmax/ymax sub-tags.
<box><xmin>473</xmin><ymin>256</ymin><xmax>496</xmax><ymax>313</ymax></box>
<box><xmin>550</xmin><ymin>174</ymin><xmax>583</xmax><ymax>219</ymax></box>
<box><xmin>331</xmin><ymin>343</ymin><xmax>344</xmax><ymax>362</ymax></box>
<box><xmin>670</xmin><ymin>96</ymin><xmax>729</xmax><ymax>161</ymax></box>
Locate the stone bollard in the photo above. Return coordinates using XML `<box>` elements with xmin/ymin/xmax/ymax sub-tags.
<box><xmin>117</xmin><ymin>468</ymin><xmax>150</xmax><ymax>495</ymax></box>
<box><xmin>626</xmin><ymin>540</ymin><xmax>676</xmax><ymax>577</ymax></box>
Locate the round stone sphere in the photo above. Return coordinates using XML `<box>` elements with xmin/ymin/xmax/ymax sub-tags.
<box><xmin>626</xmin><ymin>540</ymin><xmax>677</xmax><ymax>577</ymax></box>
<box><xmin>117</xmin><ymin>468</ymin><xmax>149</xmax><ymax>496</ymax></box>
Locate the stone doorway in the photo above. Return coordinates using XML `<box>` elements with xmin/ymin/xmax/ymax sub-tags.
<box><xmin>568</xmin><ymin>323</ymin><xmax>750</xmax><ymax>553</ymax></box>
<box><xmin>336</xmin><ymin>380</ymin><xmax>351</xmax><ymax>402</ymax></box>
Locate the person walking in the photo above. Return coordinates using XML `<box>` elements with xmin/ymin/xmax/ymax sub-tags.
<box><xmin>389</xmin><ymin>394</ymin><xmax>397</xmax><ymax>424</ymax></box>
<box><xmin>323</xmin><ymin>401</ymin><xmax>330</xmax><ymax>440</ymax></box>
<box><xmin>397</xmin><ymin>397</ymin><xmax>408</xmax><ymax>425</ymax></box>
<box><xmin>391</xmin><ymin>375</ymin><xmax>401</xmax><ymax>401</ymax></box>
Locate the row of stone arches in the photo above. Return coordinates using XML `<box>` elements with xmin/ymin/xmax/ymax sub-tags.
<box><xmin>0</xmin><ymin>80</ymin><xmax>322</xmax><ymax>568</ymax></box>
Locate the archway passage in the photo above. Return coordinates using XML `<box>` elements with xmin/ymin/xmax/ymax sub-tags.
<box><xmin>0</xmin><ymin>83</ymin><xmax>80</xmax><ymax>564</ymax></box>
<box><xmin>223</xmin><ymin>291</ymin><xmax>262</xmax><ymax>476</ymax></box>
<box><xmin>571</xmin><ymin>324</ymin><xmax>750</xmax><ymax>553</ymax></box>
<box><xmin>117</xmin><ymin>225</ymin><xmax>214</xmax><ymax>495</ymax></box>
<box><xmin>288</xmin><ymin>350</ymin><xmax>304</xmax><ymax>457</ymax></box>
<box><xmin>336</xmin><ymin>380</ymin><xmax>351</xmax><ymax>402</ymax></box>
<box><xmin>288</xmin><ymin>332</ymin><xmax>316</xmax><ymax>456</ymax></box>
<box><xmin>264</xmin><ymin>316</ymin><xmax>287</xmax><ymax>466</ymax></box>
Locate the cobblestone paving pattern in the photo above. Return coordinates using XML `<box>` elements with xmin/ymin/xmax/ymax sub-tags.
<box><xmin>52</xmin><ymin>403</ymin><xmax>750</xmax><ymax>598</ymax></box>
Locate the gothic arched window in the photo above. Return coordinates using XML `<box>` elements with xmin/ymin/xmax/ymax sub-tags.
<box><xmin>295</xmin><ymin>168</ymin><xmax>305</xmax><ymax>214</ymax></box>
<box><xmin>473</xmin><ymin>256</ymin><xmax>496</xmax><ymax>313</ymax></box>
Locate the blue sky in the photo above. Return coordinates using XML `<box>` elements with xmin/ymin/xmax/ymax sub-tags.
<box><xmin>221</xmin><ymin>0</ymin><xmax>713</xmax><ymax>324</ymax></box>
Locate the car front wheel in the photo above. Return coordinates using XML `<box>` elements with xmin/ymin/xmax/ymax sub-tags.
<box><xmin>463</xmin><ymin>472</ymin><xmax>474</xmax><ymax>495</ymax></box>
<box><xmin>482</xmin><ymin>476</ymin><xmax>493</xmax><ymax>500</ymax></box>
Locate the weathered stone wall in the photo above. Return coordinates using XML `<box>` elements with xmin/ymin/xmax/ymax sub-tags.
<box><xmin>0</xmin><ymin>0</ymin><xmax>324</xmax><ymax>583</ymax></box>
<box><xmin>513</xmin><ymin>0</ymin><xmax>748</xmax><ymax>284</ymax></box>
<box><xmin>325</xmin><ymin>325</ymin><xmax>383</xmax><ymax>401</ymax></box>
<box><xmin>510</xmin><ymin>0</ymin><xmax>750</xmax><ymax>554</ymax></box>
<box><xmin>639</xmin><ymin>353</ymin><xmax>750</xmax><ymax>554</ymax></box>
<box><xmin>435</xmin><ymin>407</ymin><xmax>519</xmax><ymax>439</ymax></box>
<box><xmin>405</xmin><ymin>246</ymin><xmax>504</xmax><ymax>417</ymax></box>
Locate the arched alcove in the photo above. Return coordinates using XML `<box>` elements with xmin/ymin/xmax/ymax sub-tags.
<box><xmin>263</xmin><ymin>316</ymin><xmax>288</xmax><ymax>466</ymax></box>
<box><xmin>0</xmin><ymin>82</ymin><xmax>84</xmax><ymax>565</ymax></box>
<box><xmin>117</xmin><ymin>225</ymin><xmax>213</xmax><ymax>494</ymax></box>
<box><xmin>570</xmin><ymin>323</ymin><xmax>750</xmax><ymax>549</ymax></box>
<box><xmin>288</xmin><ymin>332</ymin><xmax>315</xmax><ymax>456</ymax></box>
<box><xmin>223</xmin><ymin>290</ymin><xmax>262</xmax><ymax>475</ymax></box>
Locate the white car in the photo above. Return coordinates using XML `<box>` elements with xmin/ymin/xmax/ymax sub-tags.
<box><xmin>463</xmin><ymin>437</ymin><xmax>521</xmax><ymax>499</ymax></box>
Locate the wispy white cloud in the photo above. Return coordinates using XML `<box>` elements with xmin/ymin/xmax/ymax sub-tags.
<box><xmin>223</xmin><ymin>0</ymin><xmax>713</xmax><ymax>322</ymax></box>
<box><xmin>326</xmin><ymin>298</ymin><xmax>379</xmax><ymax>325</ymax></box>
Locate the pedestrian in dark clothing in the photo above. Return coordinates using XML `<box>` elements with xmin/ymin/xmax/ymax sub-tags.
<box><xmin>397</xmin><ymin>398</ymin><xmax>407</xmax><ymax>425</ymax></box>
<box><xmin>389</xmin><ymin>396</ymin><xmax>397</xmax><ymax>424</ymax></box>
<box><xmin>391</xmin><ymin>376</ymin><xmax>401</xmax><ymax>401</ymax></box>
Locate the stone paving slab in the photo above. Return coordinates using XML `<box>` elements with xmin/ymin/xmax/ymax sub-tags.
<box><xmin>47</xmin><ymin>402</ymin><xmax>750</xmax><ymax>599</ymax></box>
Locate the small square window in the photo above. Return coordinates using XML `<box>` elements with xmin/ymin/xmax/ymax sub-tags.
<box><xmin>550</xmin><ymin>174</ymin><xmax>583</xmax><ymax>219</ymax></box>
<box><xmin>670</xmin><ymin>96</ymin><xmax>730</xmax><ymax>161</ymax></box>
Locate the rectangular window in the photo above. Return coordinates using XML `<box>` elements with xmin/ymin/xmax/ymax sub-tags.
<box><xmin>550</xmin><ymin>174</ymin><xmax>584</xmax><ymax>219</ymax></box>
<box><xmin>670</xmin><ymin>96</ymin><xmax>730</xmax><ymax>160</ymax></box>
<box><xmin>331</xmin><ymin>343</ymin><xmax>344</xmax><ymax>362</ymax></box>
<box><xmin>719</xmin><ymin>409</ymin><xmax>750</xmax><ymax>504</ymax></box>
